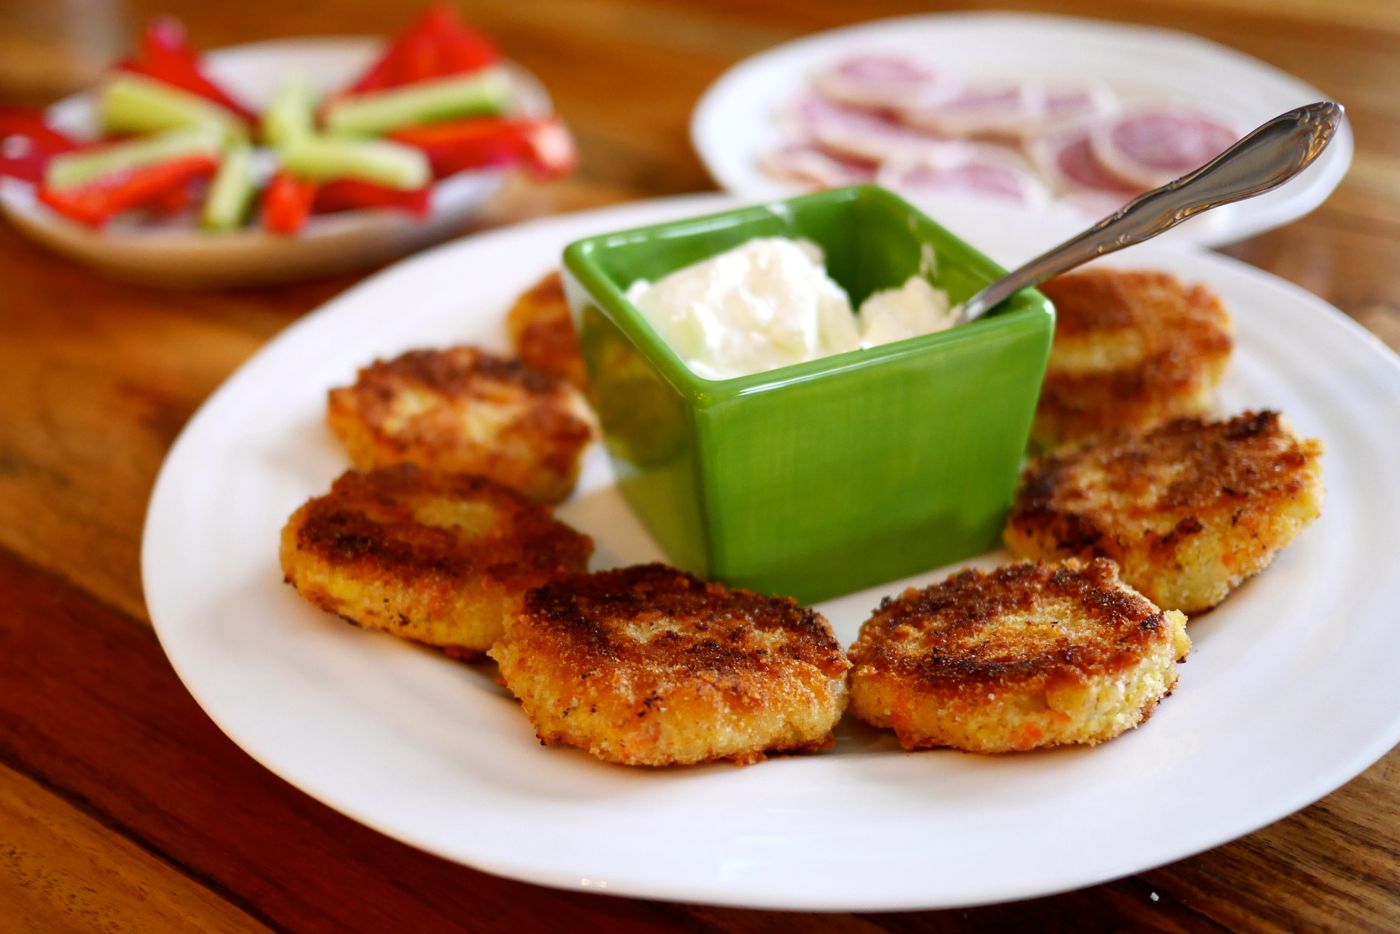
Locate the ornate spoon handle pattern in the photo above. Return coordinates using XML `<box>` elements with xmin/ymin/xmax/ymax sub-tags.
<box><xmin>955</xmin><ymin>101</ymin><xmax>1345</xmax><ymax>324</ymax></box>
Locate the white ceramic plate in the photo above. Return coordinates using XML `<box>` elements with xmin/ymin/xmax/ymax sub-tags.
<box><xmin>691</xmin><ymin>13</ymin><xmax>1353</xmax><ymax>247</ymax></box>
<box><xmin>0</xmin><ymin>38</ymin><xmax>550</xmax><ymax>287</ymax></box>
<box><xmin>142</xmin><ymin>194</ymin><xmax>1400</xmax><ymax>911</ymax></box>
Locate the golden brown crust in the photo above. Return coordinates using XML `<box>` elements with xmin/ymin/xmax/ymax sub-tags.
<box><xmin>1005</xmin><ymin>411</ymin><xmax>1324</xmax><ymax>613</ymax></box>
<box><xmin>280</xmin><ymin>464</ymin><xmax>593</xmax><ymax>655</ymax></box>
<box><xmin>855</xmin><ymin>559</ymin><xmax>1167</xmax><ymax>692</ymax></box>
<box><xmin>505</xmin><ymin>271</ymin><xmax>589</xmax><ymax>390</ymax></box>
<box><xmin>326</xmin><ymin>346</ymin><xmax>597</xmax><ymax>503</ymax></box>
<box><xmin>490</xmin><ymin>564</ymin><xmax>851</xmax><ymax>766</ymax></box>
<box><xmin>1034</xmin><ymin>269</ymin><xmax>1233</xmax><ymax>447</ymax></box>
<box><xmin>520</xmin><ymin>564</ymin><xmax>851</xmax><ymax>681</ymax></box>
<box><xmin>847</xmin><ymin>559</ymin><xmax>1190</xmax><ymax>753</ymax></box>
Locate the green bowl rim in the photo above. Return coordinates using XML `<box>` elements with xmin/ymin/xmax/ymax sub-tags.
<box><xmin>562</xmin><ymin>185</ymin><xmax>1054</xmax><ymax>406</ymax></box>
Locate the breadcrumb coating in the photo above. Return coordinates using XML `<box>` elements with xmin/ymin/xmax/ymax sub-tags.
<box><xmin>1005</xmin><ymin>411</ymin><xmax>1324</xmax><ymax>613</ymax></box>
<box><xmin>506</xmin><ymin>271</ymin><xmax>589</xmax><ymax>390</ymax></box>
<box><xmin>490</xmin><ymin>564</ymin><xmax>850</xmax><ymax>766</ymax></box>
<box><xmin>1034</xmin><ymin>269</ymin><xmax>1233</xmax><ymax>448</ymax></box>
<box><xmin>848</xmin><ymin>559</ymin><xmax>1189</xmax><ymax>753</ymax></box>
<box><xmin>327</xmin><ymin>346</ymin><xmax>596</xmax><ymax>503</ymax></box>
<box><xmin>280</xmin><ymin>464</ymin><xmax>593</xmax><ymax>656</ymax></box>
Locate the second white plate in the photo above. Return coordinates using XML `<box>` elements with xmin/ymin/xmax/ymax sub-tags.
<box><xmin>691</xmin><ymin>13</ymin><xmax>1352</xmax><ymax>246</ymax></box>
<box><xmin>143</xmin><ymin>194</ymin><xmax>1400</xmax><ymax>911</ymax></box>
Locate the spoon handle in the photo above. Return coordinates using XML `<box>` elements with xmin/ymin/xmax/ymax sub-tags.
<box><xmin>955</xmin><ymin>101</ymin><xmax>1345</xmax><ymax>324</ymax></box>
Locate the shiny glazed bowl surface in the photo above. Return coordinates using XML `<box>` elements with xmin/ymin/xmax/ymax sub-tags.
<box><xmin>562</xmin><ymin>185</ymin><xmax>1054</xmax><ymax>602</ymax></box>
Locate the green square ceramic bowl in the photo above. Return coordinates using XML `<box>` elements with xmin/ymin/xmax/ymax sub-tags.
<box><xmin>561</xmin><ymin>185</ymin><xmax>1053</xmax><ymax>603</ymax></box>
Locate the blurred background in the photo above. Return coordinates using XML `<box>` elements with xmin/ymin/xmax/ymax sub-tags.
<box><xmin>3</xmin><ymin>0</ymin><xmax>1394</xmax><ymax>336</ymax></box>
<box><xmin>2</xmin><ymin>0</ymin><xmax>1394</xmax><ymax>206</ymax></box>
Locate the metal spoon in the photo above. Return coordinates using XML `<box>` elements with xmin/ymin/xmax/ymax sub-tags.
<box><xmin>954</xmin><ymin>101</ymin><xmax>1345</xmax><ymax>325</ymax></box>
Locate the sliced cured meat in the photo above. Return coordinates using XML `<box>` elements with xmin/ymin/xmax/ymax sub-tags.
<box><xmin>1090</xmin><ymin>107</ymin><xmax>1237</xmax><ymax>188</ymax></box>
<box><xmin>1029</xmin><ymin>124</ymin><xmax>1141</xmax><ymax>195</ymax></box>
<box><xmin>903</xmin><ymin>81</ymin><xmax>1112</xmax><ymax>139</ymax></box>
<box><xmin>900</xmin><ymin>81</ymin><xmax>1046</xmax><ymax>139</ymax></box>
<box><xmin>877</xmin><ymin>149</ymin><xmax>1049</xmax><ymax>208</ymax></box>
<box><xmin>781</xmin><ymin>93</ymin><xmax>886</xmax><ymax>138</ymax></box>
<box><xmin>812</xmin><ymin>53</ymin><xmax>953</xmax><ymax>110</ymax></box>
<box><xmin>784</xmin><ymin>94</ymin><xmax>971</xmax><ymax>165</ymax></box>
<box><xmin>1042</xmin><ymin>82</ymin><xmax>1117</xmax><ymax>129</ymax></box>
<box><xmin>1028</xmin><ymin>125</ymin><xmax>1141</xmax><ymax>218</ymax></box>
<box><xmin>758</xmin><ymin>144</ymin><xmax>875</xmax><ymax>189</ymax></box>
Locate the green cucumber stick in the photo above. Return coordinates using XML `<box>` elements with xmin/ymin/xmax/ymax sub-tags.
<box><xmin>279</xmin><ymin>137</ymin><xmax>430</xmax><ymax>189</ymax></box>
<box><xmin>262</xmin><ymin>74</ymin><xmax>317</xmax><ymax>148</ymax></box>
<box><xmin>201</xmin><ymin>143</ymin><xmax>256</xmax><ymax>231</ymax></box>
<box><xmin>45</xmin><ymin>125</ymin><xmax>225</xmax><ymax>191</ymax></box>
<box><xmin>325</xmin><ymin>67</ymin><xmax>512</xmax><ymax>137</ymax></box>
<box><xmin>99</xmin><ymin>73</ymin><xmax>245</xmax><ymax>141</ymax></box>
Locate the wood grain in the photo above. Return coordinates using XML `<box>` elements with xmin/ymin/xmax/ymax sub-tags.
<box><xmin>1</xmin><ymin>0</ymin><xmax>1398</xmax><ymax>930</ymax></box>
<box><xmin>0</xmin><ymin>769</ymin><xmax>267</xmax><ymax>934</ymax></box>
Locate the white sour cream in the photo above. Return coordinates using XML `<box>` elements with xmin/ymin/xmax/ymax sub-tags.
<box><xmin>625</xmin><ymin>237</ymin><xmax>955</xmax><ymax>380</ymax></box>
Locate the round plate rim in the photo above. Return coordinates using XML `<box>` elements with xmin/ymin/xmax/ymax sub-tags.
<box><xmin>142</xmin><ymin>193</ymin><xmax>1400</xmax><ymax>911</ymax></box>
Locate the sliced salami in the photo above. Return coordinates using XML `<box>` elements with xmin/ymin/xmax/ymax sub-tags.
<box><xmin>1042</xmin><ymin>82</ymin><xmax>1118</xmax><ymax>129</ymax></box>
<box><xmin>1028</xmin><ymin>124</ymin><xmax>1141</xmax><ymax>196</ymax></box>
<box><xmin>812</xmin><ymin>53</ymin><xmax>953</xmax><ymax>110</ymax></box>
<box><xmin>758</xmin><ymin>144</ymin><xmax>876</xmax><ymax>189</ymax></box>
<box><xmin>763</xmin><ymin>53</ymin><xmax>1247</xmax><ymax>219</ymax></box>
<box><xmin>784</xmin><ymin>94</ymin><xmax>972</xmax><ymax>165</ymax></box>
<box><xmin>1090</xmin><ymin>107</ymin><xmax>1237</xmax><ymax>188</ymax></box>
<box><xmin>899</xmin><ymin>81</ymin><xmax>1046</xmax><ymax>139</ymax></box>
<box><xmin>877</xmin><ymin>148</ymin><xmax>1049</xmax><ymax>208</ymax></box>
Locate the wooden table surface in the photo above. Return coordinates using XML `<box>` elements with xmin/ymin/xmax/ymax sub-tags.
<box><xmin>3</xmin><ymin>0</ymin><xmax>1397</xmax><ymax>930</ymax></box>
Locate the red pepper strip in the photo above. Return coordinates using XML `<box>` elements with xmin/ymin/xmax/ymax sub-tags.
<box><xmin>389</xmin><ymin>116</ymin><xmax>576</xmax><ymax>180</ymax></box>
<box><xmin>399</xmin><ymin>32</ymin><xmax>443</xmax><ymax>86</ymax></box>
<box><xmin>0</xmin><ymin>107</ymin><xmax>77</xmax><ymax>152</ymax></box>
<box><xmin>37</xmin><ymin>154</ymin><xmax>217</xmax><ymax>228</ymax></box>
<box><xmin>417</xmin><ymin>4</ymin><xmax>461</xmax><ymax>39</ymax></box>
<box><xmin>116</xmin><ymin>16</ymin><xmax>257</xmax><ymax>124</ymax></box>
<box><xmin>438</xmin><ymin>25</ymin><xmax>499</xmax><ymax>75</ymax></box>
<box><xmin>146</xmin><ymin>181</ymin><xmax>193</xmax><ymax>216</ymax></box>
<box><xmin>262</xmin><ymin>171</ymin><xmax>319</xmax><ymax>235</ymax></box>
<box><xmin>314</xmin><ymin>179</ymin><xmax>430</xmax><ymax>217</ymax></box>
<box><xmin>0</xmin><ymin>108</ymin><xmax>78</xmax><ymax>183</ymax></box>
<box><xmin>345</xmin><ymin>4</ymin><xmax>500</xmax><ymax>95</ymax></box>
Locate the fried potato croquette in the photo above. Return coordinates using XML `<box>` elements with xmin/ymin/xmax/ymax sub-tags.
<box><xmin>489</xmin><ymin>564</ymin><xmax>851</xmax><ymax>766</ymax></box>
<box><xmin>848</xmin><ymin>559</ymin><xmax>1189</xmax><ymax>753</ymax></box>
<box><xmin>280</xmin><ymin>464</ymin><xmax>593</xmax><ymax>657</ymax></box>
<box><xmin>1004</xmin><ymin>411</ymin><xmax>1324</xmax><ymax>614</ymax></box>
<box><xmin>506</xmin><ymin>270</ymin><xmax>589</xmax><ymax>389</ymax></box>
<box><xmin>1034</xmin><ymin>269</ymin><xmax>1233</xmax><ymax>448</ymax></box>
<box><xmin>327</xmin><ymin>346</ymin><xmax>597</xmax><ymax>503</ymax></box>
